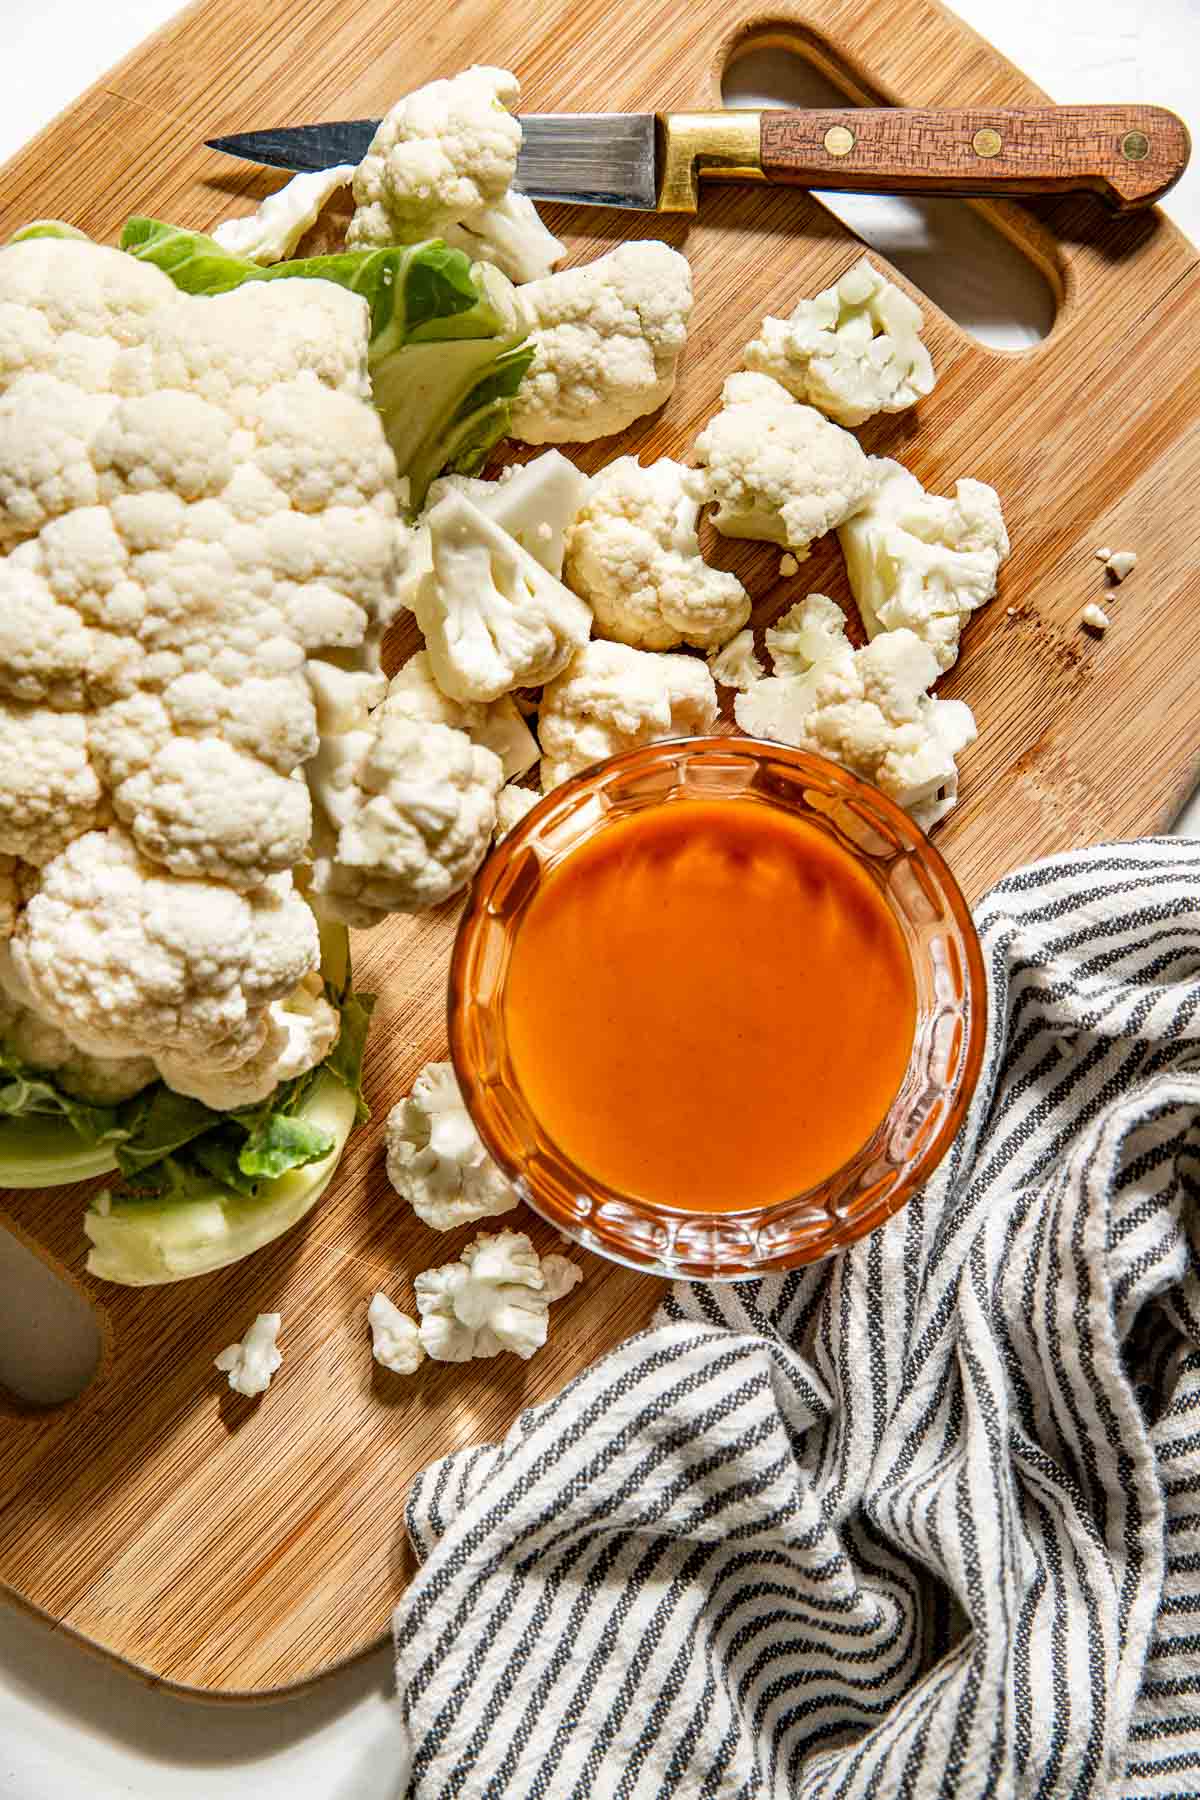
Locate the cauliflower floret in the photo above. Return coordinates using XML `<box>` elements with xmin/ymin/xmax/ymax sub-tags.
<box><xmin>688</xmin><ymin>371</ymin><xmax>876</xmax><ymax>556</ymax></box>
<box><xmin>215</xmin><ymin>1312</ymin><xmax>282</xmax><ymax>1397</ymax></box>
<box><xmin>412</xmin><ymin>487</ymin><xmax>591</xmax><ymax>703</ymax></box>
<box><xmin>348</xmin><ymin>66</ymin><xmax>563</xmax><ymax>284</ymax></box>
<box><xmin>735</xmin><ymin>596</ymin><xmax>976</xmax><ymax>828</ymax></box>
<box><xmin>540</xmin><ymin>1253</ymin><xmax>583</xmax><ymax>1302</ymax></box>
<box><xmin>839</xmin><ymin>457</ymin><xmax>1009</xmax><ymax>672</ymax></box>
<box><xmin>511</xmin><ymin>242</ymin><xmax>693</xmax><ymax>444</ymax></box>
<box><xmin>396</xmin><ymin>450</ymin><xmax>588</xmax><ymax>612</ymax></box>
<box><xmin>494</xmin><ymin>784</ymin><xmax>539</xmax><ymax>837</ymax></box>
<box><xmin>707</xmin><ymin>628</ymin><xmax>764</xmax><ymax>691</ymax></box>
<box><xmin>10</xmin><ymin>828</ymin><xmax>320</xmax><ymax>1070</ymax></box>
<box><xmin>744</xmin><ymin>257</ymin><xmax>935</xmax><ymax>428</ymax></box>
<box><xmin>308</xmin><ymin>716</ymin><xmax>502</xmax><ymax>925</ymax></box>
<box><xmin>564</xmin><ymin>455</ymin><xmax>749</xmax><ymax>652</ymax></box>
<box><xmin>114</xmin><ymin>738</ymin><xmax>312</xmax><ymax>892</ymax></box>
<box><xmin>538</xmin><ymin>640</ymin><xmax>718</xmax><ymax>792</ymax></box>
<box><xmin>413</xmin><ymin>1229</ymin><xmax>581</xmax><ymax>1363</ymax></box>
<box><xmin>57</xmin><ymin>1050</ymin><xmax>159</xmax><ymax>1104</ymax></box>
<box><xmin>0</xmin><ymin>702</ymin><xmax>105</xmax><ymax>864</ymax></box>
<box><xmin>212</xmin><ymin>165</ymin><xmax>356</xmax><ymax>265</ymax></box>
<box><xmin>368</xmin><ymin>1293</ymin><xmax>425</xmax><ymax>1375</ymax></box>
<box><xmin>384</xmin><ymin>1059</ymin><xmax>518</xmax><ymax>1231</ymax></box>
<box><xmin>155</xmin><ymin>972</ymin><xmax>339</xmax><ymax>1109</ymax></box>
<box><xmin>0</xmin><ymin>375</ymin><xmax>112</xmax><ymax>548</ymax></box>
<box><xmin>382</xmin><ymin>653</ymin><xmax>539</xmax><ymax>782</ymax></box>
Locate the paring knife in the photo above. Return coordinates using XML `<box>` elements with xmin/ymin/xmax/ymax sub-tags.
<box><xmin>206</xmin><ymin>105</ymin><xmax>1190</xmax><ymax>214</ymax></box>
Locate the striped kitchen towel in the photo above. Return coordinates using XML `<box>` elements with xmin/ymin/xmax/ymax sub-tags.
<box><xmin>393</xmin><ymin>840</ymin><xmax>1200</xmax><ymax>1799</ymax></box>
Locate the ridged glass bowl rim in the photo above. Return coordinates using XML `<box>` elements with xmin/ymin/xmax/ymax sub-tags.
<box><xmin>448</xmin><ymin>736</ymin><xmax>987</xmax><ymax>1281</ymax></box>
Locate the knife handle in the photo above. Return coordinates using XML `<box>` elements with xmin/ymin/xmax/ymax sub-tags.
<box><xmin>754</xmin><ymin>106</ymin><xmax>1189</xmax><ymax>213</ymax></box>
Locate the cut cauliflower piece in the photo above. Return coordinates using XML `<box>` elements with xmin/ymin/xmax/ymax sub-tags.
<box><xmin>384</xmin><ymin>1059</ymin><xmax>518</xmax><ymax>1231</ymax></box>
<box><xmin>0</xmin><ymin>702</ymin><xmax>105</xmax><ymax>865</ymax></box>
<box><xmin>563</xmin><ymin>455</ymin><xmax>750</xmax><ymax>652</ymax></box>
<box><xmin>745</xmin><ymin>257</ymin><xmax>934</xmax><ymax>428</ymax></box>
<box><xmin>212</xmin><ymin>165</ymin><xmax>356</xmax><ymax>265</ymax></box>
<box><xmin>538</xmin><ymin>640</ymin><xmax>718</xmax><ymax>792</ymax></box>
<box><xmin>10</xmin><ymin>828</ymin><xmax>320</xmax><ymax>1070</ymax></box>
<box><xmin>736</xmin><ymin>598</ymin><xmax>976</xmax><ymax>829</ymax></box>
<box><xmin>155</xmin><ymin>972</ymin><xmax>339</xmax><ymax>1110</ymax></box>
<box><xmin>838</xmin><ymin>457</ymin><xmax>1009</xmax><ymax>672</ymax></box>
<box><xmin>383</xmin><ymin>652</ymin><xmax>538</xmax><ymax>781</ymax></box>
<box><xmin>689</xmin><ymin>372</ymin><xmax>876</xmax><ymax>555</ymax></box>
<box><xmin>708</xmin><ymin>629</ymin><xmax>765</xmax><ymax>692</ymax></box>
<box><xmin>368</xmin><ymin>1292</ymin><xmax>426</xmax><ymax>1375</ymax></box>
<box><xmin>494</xmin><ymin>783</ymin><xmax>539</xmax><ymax>837</ymax></box>
<box><xmin>215</xmin><ymin>1312</ymin><xmax>282</xmax><ymax>1396</ymax></box>
<box><xmin>412</xmin><ymin>486</ymin><xmax>591</xmax><ymax>703</ymax></box>
<box><xmin>540</xmin><ymin>1253</ymin><xmax>584</xmax><ymax>1302</ymax></box>
<box><xmin>395</xmin><ymin>450</ymin><xmax>588</xmax><ymax>612</ymax></box>
<box><xmin>414</xmin><ymin>1229</ymin><xmax>581</xmax><ymax>1363</ymax></box>
<box><xmin>510</xmin><ymin>241</ymin><xmax>693</xmax><ymax>444</ymax></box>
<box><xmin>348</xmin><ymin>66</ymin><xmax>563</xmax><ymax>284</ymax></box>
<box><xmin>307</xmin><ymin>715</ymin><xmax>502</xmax><ymax>925</ymax></box>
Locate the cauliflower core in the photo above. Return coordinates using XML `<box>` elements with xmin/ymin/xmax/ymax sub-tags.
<box><xmin>744</xmin><ymin>257</ymin><xmax>935</xmax><ymax>428</ymax></box>
<box><xmin>511</xmin><ymin>242</ymin><xmax>694</xmax><ymax>444</ymax></box>
<box><xmin>385</xmin><ymin>1060</ymin><xmax>518</xmax><ymax>1232</ymax></box>
<box><xmin>564</xmin><ymin>455</ymin><xmax>749</xmax><ymax>652</ymax></box>
<box><xmin>348</xmin><ymin>66</ymin><xmax>563</xmax><ymax>284</ymax></box>
<box><xmin>689</xmin><ymin>372</ymin><xmax>876</xmax><ymax>555</ymax></box>
<box><xmin>838</xmin><ymin>457</ymin><xmax>1009</xmax><ymax>672</ymax></box>
<box><xmin>735</xmin><ymin>594</ymin><xmax>976</xmax><ymax>829</ymax></box>
<box><xmin>538</xmin><ymin>640</ymin><xmax>719</xmax><ymax>792</ymax></box>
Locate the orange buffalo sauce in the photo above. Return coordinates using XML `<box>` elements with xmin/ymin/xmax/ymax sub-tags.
<box><xmin>502</xmin><ymin>797</ymin><xmax>917</xmax><ymax>1214</ymax></box>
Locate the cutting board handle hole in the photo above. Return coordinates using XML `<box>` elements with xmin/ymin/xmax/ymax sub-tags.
<box><xmin>721</xmin><ymin>36</ymin><xmax>1056</xmax><ymax>349</ymax></box>
<box><xmin>0</xmin><ymin>1227</ymin><xmax>100</xmax><ymax>1406</ymax></box>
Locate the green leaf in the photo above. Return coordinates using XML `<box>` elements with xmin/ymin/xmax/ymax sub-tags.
<box><xmin>238</xmin><ymin>1111</ymin><xmax>335</xmax><ymax>1181</ymax></box>
<box><xmin>120</xmin><ymin>223</ymin><xmax>530</xmax><ymax>505</ymax></box>
<box><xmin>113</xmin><ymin>1085</ymin><xmax>221</xmax><ymax>1177</ymax></box>
<box><xmin>7</xmin><ymin>220</ymin><xmax>91</xmax><ymax>243</ymax></box>
<box><xmin>0</xmin><ymin>1049</ymin><xmax>126</xmax><ymax>1148</ymax></box>
<box><xmin>323</xmin><ymin>990</ymin><xmax>376</xmax><ymax>1123</ymax></box>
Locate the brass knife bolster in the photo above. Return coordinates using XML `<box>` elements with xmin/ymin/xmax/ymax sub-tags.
<box><xmin>656</xmin><ymin>112</ymin><xmax>765</xmax><ymax>211</ymax></box>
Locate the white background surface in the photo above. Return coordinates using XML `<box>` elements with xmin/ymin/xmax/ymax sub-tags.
<box><xmin>0</xmin><ymin>2</ymin><xmax>1197</xmax><ymax>1794</ymax></box>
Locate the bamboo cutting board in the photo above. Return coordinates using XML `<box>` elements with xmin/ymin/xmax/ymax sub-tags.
<box><xmin>1</xmin><ymin>0</ymin><xmax>1199</xmax><ymax>1699</ymax></box>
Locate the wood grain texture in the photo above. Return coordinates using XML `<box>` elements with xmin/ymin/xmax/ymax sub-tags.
<box><xmin>758</xmin><ymin>105</ymin><xmax>1191</xmax><ymax>208</ymax></box>
<box><xmin>1</xmin><ymin>0</ymin><xmax>1199</xmax><ymax>1698</ymax></box>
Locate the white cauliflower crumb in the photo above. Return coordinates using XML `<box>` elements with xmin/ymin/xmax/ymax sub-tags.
<box><xmin>385</xmin><ymin>1059</ymin><xmax>518</xmax><ymax>1231</ymax></box>
<box><xmin>494</xmin><ymin>784</ymin><xmax>539</xmax><ymax>837</ymax></box>
<box><xmin>1081</xmin><ymin>603</ymin><xmax>1110</xmax><ymax>632</ymax></box>
<box><xmin>1094</xmin><ymin>546</ymin><xmax>1112</xmax><ymax>562</ymax></box>
<box><xmin>212</xmin><ymin>166</ymin><xmax>355</xmax><ymax>265</ymax></box>
<box><xmin>707</xmin><ymin>629</ymin><xmax>764</xmax><ymax>691</ymax></box>
<box><xmin>414</xmin><ymin>1229</ymin><xmax>581</xmax><ymax>1362</ymax></box>
<box><xmin>779</xmin><ymin>553</ymin><xmax>799</xmax><ymax>578</ymax></box>
<box><xmin>564</xmin><ymin>455</ymin><xmax>749</xmax><ymax>651</ymax></box>
<box><xmin>511</xmin><ymin>241</ymin><xmax>694</xmax><ymax>443</ymax></box>
<box><xmin>1106</xmin><ymin>550</ymin><xmax>1137</xmax><ymax>581</ymax></box>
<box><xmin>367</xmin><ymin>1292</ymin><xmax>425</xmax><ymax>1375</ymax></box>
<box><xmin>736</xmin><ymin>594</ymin><xmax>976</xmax><ymax>829</ymax></box>
<box><xmin>538</xmin><ymin>640</ymin><xmax>719</xmax><ymax>792</ymax></box>
<box><xmin>839</xmin><ymin>456</ymin><xmax>1009</xmax><ymax>672</ymax></box>
<box><xmin>215</xmin><ymin>1312</ymin><xmax>282</xmax><ymax>1396</ymax></box>
<box><xmin>688</xmin><ymin>371</ymin><xmax>875</xmax><ymax>556</ymax></box>
<box><xmin>744</xmin><ymin>256</ymin><xmax>935</xmax><ymax>428</ymax></box>
<box><xmin>348</xmin><ymin>67</ymin><xmax>563</xmax><ymax>284</ymax></box>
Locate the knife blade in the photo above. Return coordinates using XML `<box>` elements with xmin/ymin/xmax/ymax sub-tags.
<box><xmin>206</xmin><ymin>104</ymin><xmax>1190</xmax><ymax>214</ymax></box>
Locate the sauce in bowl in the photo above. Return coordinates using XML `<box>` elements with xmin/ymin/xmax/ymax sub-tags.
<box><xmin>502</xmin><ymin>797</ymin><xmax>916</xmax><ymax>1213</ymax></box>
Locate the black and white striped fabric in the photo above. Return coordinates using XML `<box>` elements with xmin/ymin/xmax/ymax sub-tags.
<box><xmin>393</xmin><ymin>840</ymin><xmax>1200</xmax><ymax>1799</ymax></box>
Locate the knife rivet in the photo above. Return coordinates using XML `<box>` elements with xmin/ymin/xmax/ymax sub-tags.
<box><xmin>823</xmin><ymin>125</ymin><xmax>855</xmax><ymax>157</ymax></box>
<box><xmin>972</xmin><ymin>127</ymin><xmax>1003</xmax><ymax>158</ymax></box>
<box><xmin>1121</xmin><ymin>129</ymin><xmax>1150</xmax><ymax>161</ymax></box>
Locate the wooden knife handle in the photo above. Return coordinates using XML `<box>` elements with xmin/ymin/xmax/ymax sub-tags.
<box><xmin>756</xmin><ymin>106</ymin><xmax>1190</xmax><ymax>211</ymax></box>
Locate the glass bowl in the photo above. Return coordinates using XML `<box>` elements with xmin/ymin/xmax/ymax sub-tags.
<box><xmin>448</xmin><ymin>737</ymin><xmax>986</xmax><ymax>1281</ymax></box>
